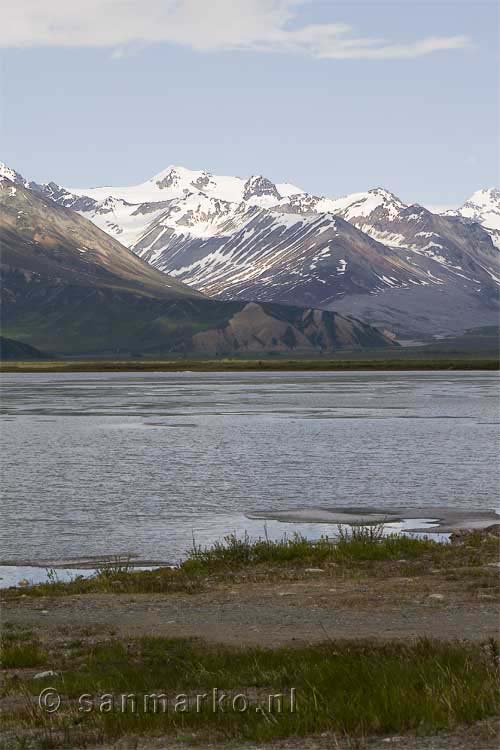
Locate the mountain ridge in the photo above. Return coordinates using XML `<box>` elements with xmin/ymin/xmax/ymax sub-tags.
<box><xmin>2</xmin><ymin>161</ymin><xmax>498</xmax><ymax>339</ymax></box>
<box><xmin>0</xmin><ymin>177</ymin><xmax>396</xmax><ymax>355</ymax></box>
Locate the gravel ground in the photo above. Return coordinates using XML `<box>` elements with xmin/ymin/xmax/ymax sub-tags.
<box><xmin>2</xmin><ymin>561</ymin><xmax>498</xmax><ymax>749</ymax></box>
<box><xmin>3</xmin><ymin>572</ymin><xmax>498</xmax><ymax>646</ymax></box>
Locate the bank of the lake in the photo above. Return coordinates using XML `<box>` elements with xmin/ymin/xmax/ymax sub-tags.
<box><xmin>1</xmin><ymin>529</ymin><xmax>499</xmax><ymax>750</ymax></box>
<box><xmin>1</xmin><ymin>354</ymin><xmax>499</xmax><ymax>373</ymax></box>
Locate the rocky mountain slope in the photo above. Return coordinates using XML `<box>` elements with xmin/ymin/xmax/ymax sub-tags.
<box><xmin>0</xmin><ymin>178</ymin><xmax>395</xmax><ymax>355</ymax></box>
<box><xmin>292</xmin><ymin>187</ymin><xmax>500</xmax><ymax>336</ymax></box>
<box><xmin>4</xmin><ymin>162</ymin><xmax>498</xmax><ymax>339</ymax></box>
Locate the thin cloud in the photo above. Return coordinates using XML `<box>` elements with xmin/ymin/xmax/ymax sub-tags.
<box><xmin>0</xmin><ymin>0</ymin><xmax>470</xmax><ymax>60</ymax></box>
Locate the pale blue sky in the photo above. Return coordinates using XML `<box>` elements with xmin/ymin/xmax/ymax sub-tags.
<box><xmin>0</xmin><ymin>0</ymin><xmax>498</xmax><ymax>207</ymax></box>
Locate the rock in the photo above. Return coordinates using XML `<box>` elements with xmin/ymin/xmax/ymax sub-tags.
<box><xmin>304</xmin><ymin>568</ymin><xmax>324</xmax><ymax>573</ymax></box>
<box><xmin>33</xmin><ymin>670</ymin><xmax>58</xmax><ymax>680</ymax></box>
<box><xmin>451</xmin><ymin>524</ymin><xmax>500</xmax><ymax>544</ymax></box>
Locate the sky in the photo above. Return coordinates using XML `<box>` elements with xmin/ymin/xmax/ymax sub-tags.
<box><xmin>0</xmin><ymin>0</ymin><xmax>498</xmax><ymax>209</ymax></box>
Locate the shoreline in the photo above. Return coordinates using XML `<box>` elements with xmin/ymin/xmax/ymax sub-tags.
<box><xmin>2</xmin><ymin>508</ymin><xmax>498</xmax><ymax>588</ymax></box>
<box><xmin>1</xmin><ymin>356</ymin><xmax>499</xmax><ymax>373</ymax></box>
<box><xmin>2</xmin><ymin>528</ymin><xmax>498</xmax><ymax>749</ymax></box>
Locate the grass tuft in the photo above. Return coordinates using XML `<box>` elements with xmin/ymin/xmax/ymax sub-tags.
<box><xmin>1</xmin><ymin>641</ymin><xmax>47</xmax><ymax>668</ymax></box>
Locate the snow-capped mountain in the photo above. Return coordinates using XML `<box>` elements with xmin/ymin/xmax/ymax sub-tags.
<box><xmin>128</xmin><ymin>175</ymin><xmax>499</xmax><ymax>336</ymax></box>
<box><xmin>0</xmin><ymin>163</ymin><xmax>27</xmax><ymax>185</ymax></box>
<box><xmin>69</xmin><ymin>165</ymin><xmax>304</xmax><ymax>214</ymax></box>
<box><xmin>1</xmin><ymin>176</ymin><xmax>396</xmax><ymax>356</ymax></box>
<box><xmin>18</xmin><ymin>165</ymin><xmax>305</xmax><ymax>247</ymax></box>
<box><xmin>132</xmin><ymin>197</ymin><xmax>499</xmax><ymax>337</ymax></box>
<box><xmin>300</xmin><ymin>187</ymin><xmax>499</xmax><ymax>276</ymax></box>
<box><xmin>134</xmin><ymin>205</ymin><xmax>423</xmax><ymax>305</ymax></box>
<box><xmin>441</xmin><ymin>188</ymin><xmax>500</xmax><ymax>252</ymax></box>
<box><xmin>2</xmin><ymin>160</ymin><xmax>498</xmax><ymax>338</ymax></box>
<box><xmin>446</xmin><ymin>188</ymin><xmax>500</xmax><ymax>232</ymax></box>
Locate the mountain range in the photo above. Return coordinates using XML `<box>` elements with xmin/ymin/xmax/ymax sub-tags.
<box><xmin>0</xmin><ymin>174</ymin><xmax>395</xmax><ymax>356</ymax></box>
<box><xmin>6</xmin><ymin>162</ymin><xmax>497</xmax><ymax>340</ymax></box>
<box><xmin>1</xmin><ymin>160</ymin><xmax>499</xmax><ymax>343</ymax></box>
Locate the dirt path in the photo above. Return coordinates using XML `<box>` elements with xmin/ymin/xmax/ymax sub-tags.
<box><xmin>4</xmin><ymin>573</ymin><xmax>498</xmax><ymax>645</ymax></box>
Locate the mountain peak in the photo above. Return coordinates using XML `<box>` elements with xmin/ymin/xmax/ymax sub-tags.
<box><xmin>465</xmin><ymin>187</ymin><xmax>500</xmax><ymax>206</ymax></box>
<box><xmin>368</xmin><ymin>187</ymin><xmax>404</xmax><ymax>203</ymax></box>
<box><xmin>0</xmin><ymin>161</ymin><xmax>26</xmax><ymax>186</ymax></box>
<box><xmin>243</xmin><ymin>175</ymin><xmax>281</xmax><ymax>201</ymax></box>
<box><xmin>154</xmin><ymin>165</ymin><xmax>190</xmax><ymax>190</ymax></box>
<box><xmin>450</xmin><ymin>187</ymin><xmax>500</xmax><ymax>232</ymax></box>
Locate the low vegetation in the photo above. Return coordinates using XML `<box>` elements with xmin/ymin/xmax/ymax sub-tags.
<box><xmin>1</xmin><ymin>632</ymin><xmax>499</xmax><ymax>748</ymax></box>
<box><xmin>0</xmin><ymin>355</ymin><xmax>498</xmax><ymax>373</ymax></box>
<box><xmin>7</xmin><ymin>564</ymin><xmax>202</xmax><ymax>597</ymax></box>
<box><xmin>3</xmin><ymin>525</ymin><xmax>499</xmax><ymax>598</ymax></box>
<box><xmin>0</xmin><ymin>641</ymin><xmax>47</xmax><ymax>669</ymax></box>
<box><xmin>182</xmin><ymin>525</ymin><xmax>437</xmax><ymax>574</ymax></box>
<box><xmin>1</xmin><ymin>529</ymin><xmax>499</xmax><ymax>747</ymax></box>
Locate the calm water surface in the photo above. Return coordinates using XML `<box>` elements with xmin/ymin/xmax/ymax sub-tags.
<box><xmin>0</xmin><ymin>371</ymin><xmax>498</xmax><ymax>565</ymax></box>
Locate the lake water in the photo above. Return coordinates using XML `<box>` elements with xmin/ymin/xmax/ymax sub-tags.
<box><xmin>0</xmin><ymin>371</ymin><xmax>498</xmax><ymax>571</ymax></box>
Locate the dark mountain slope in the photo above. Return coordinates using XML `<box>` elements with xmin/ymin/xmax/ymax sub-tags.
<box><xmin>0</xmin><ymin>180</ymin><xmax>201</xmax><ymax>301</ymax></box>
<box><xmin>0</xmin><ymin>336</ymin><xmax>50</xmax><ymax>360</ymax></box>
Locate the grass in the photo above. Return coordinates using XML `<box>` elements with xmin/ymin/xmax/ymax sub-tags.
<box><xmin>183</xmin><ymin>523</ymin><xmax>500</xmax><ymax>574</ymax></box>
<box><xmin>0</xmin><ymin>356</ymin><xmax>498</xmax><ymax>373</ymax></box>
<box><xmin>3</xmin><ymin>525</ymin><xmax>499</xmax><ymax>597</ymax></box>
<box><xmin>3</xmin><ymin>636</ymin><xmax>499</xmax><ymax>747</ymax></box>
<box><xmin>8</xmin><ymin>564</ymin><xmax>203</xmax><ymax>597</ymax></box>
<box><xmin>1</xmin><ymin>530</ymin><xmax>498</xmax><ymax>746</ymax></box>
<box><xmin>181</xmin><ymin>526</ymin><xmax>438</xmax><ymax>575</ymax></box>
<box><xmin>1</xmin><ymin>641</ymin><xmax>47</xmax><ymax>669</ymax></box>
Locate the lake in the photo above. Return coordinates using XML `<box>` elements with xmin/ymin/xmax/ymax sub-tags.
<box><xmin>0</xmin><ymin>371</ymin><xmax>498</xmax><ymax>568</ymax></box>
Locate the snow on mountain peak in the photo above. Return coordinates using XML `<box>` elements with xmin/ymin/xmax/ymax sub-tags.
<box><xmin>319</xmin><ymin>187</ymin><xmax>406</xmax><ymax>221</ymax></box>
<box><xmin>467</xmin><ymin>187</ymin><xmax>500</xmax><ymax>206</ymax></box>
<box><xmin>448</xmin><ymin>187</ymin><xmax>500</xmax><ymax>232</ymax></box>
<box><xmin>151</xmin><ymin>165</ymin><xmax>213</xmax><ymax>193</ymax></box>
<box><xmin>369</xmin><ymin>187</ymin><xmax>404</xmax><ymax>202</ymax></box>
<box><xmin>66</xmin><ymin>165</ymin><xmax>307</xmax><ymax>211</ymax></box>
<box><xmin>0</xmin><ymin>162</ymin><xmax>26</xmax><ymax>185</ymax></box>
